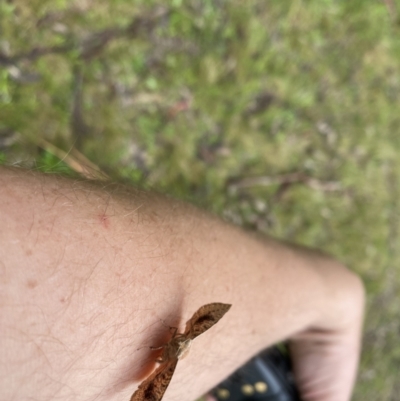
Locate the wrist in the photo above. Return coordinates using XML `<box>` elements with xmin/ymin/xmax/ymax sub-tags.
<box><xmin>318</xmin><ymin>261</ymin><xmax>365</xmax><ymax>333</ymax></box>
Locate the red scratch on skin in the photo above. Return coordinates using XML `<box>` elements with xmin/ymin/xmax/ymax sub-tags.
<box><xmin>98</xmin><ymin>213</ymin><xmax>110</xmax><ymax>229</ymax></box>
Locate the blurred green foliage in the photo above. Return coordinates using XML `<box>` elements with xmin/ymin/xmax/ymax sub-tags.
<box><xmin>1</xmin><ymin>0</ymin><xmax>400</xmax><ymax>399</ymax></box>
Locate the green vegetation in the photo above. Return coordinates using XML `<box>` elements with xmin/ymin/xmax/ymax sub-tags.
<box><xmin>1</xmin><ymin>1</ymin><xmax>400</xmax><ymax>399</ymax></box>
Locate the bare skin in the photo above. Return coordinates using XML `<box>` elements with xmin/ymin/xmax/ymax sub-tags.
<box><xmin>0</xmin><ymin>167</ymin><xmax>365</xmax><ymax>401</ymax></box>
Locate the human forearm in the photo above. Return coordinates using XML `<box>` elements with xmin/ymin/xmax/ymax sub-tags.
<box><xmin>0</xmin><ymin>167</ymin><xmax>364</xmax><ymax>401</ymax></box>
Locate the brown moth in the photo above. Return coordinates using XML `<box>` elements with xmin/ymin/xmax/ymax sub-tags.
<box><xmin>130</xmin><ymin>303</ymin><xmax>232</xmax><ymax>401</ymax></box>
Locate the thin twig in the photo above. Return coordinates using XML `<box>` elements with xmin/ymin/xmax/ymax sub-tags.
<box><xmin>36</xmin><ymin>138</ymin><xmax>109</xmax><ymax>180</ymax></box>
<box><xmin>0</xmin><ymin>7</ymin><xmax>170</xmax><ymax>66</ymax></box>
<box><xmin>229</xmin><ymin>172</ymin><xmax>342</xmax><ymax>192</ymax></box>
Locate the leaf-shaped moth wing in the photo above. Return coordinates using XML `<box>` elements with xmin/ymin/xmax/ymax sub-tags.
<box><xmin>184</xmin><ymin>303</ymin><xmax>232</xmax><ymax>340</ymax></box>
<box><xmin>129</xmin><ymin>302</ymin><xmax>231</xmax><ymax>401</ymax></box>
<box><xmin>130</xmin><ymin>359</ymin><xmax>178</xmax><ymax>401</ymax></box>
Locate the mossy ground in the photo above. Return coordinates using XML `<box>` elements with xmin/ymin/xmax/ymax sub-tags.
<box><xmin>2</xmin><ymin>1</ymin><xmax>400</xmax><ymax>399</ymax></box>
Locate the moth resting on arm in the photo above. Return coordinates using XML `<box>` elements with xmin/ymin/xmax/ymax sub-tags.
<box><xmin>130</xmin><ymin>303</ymin><xmax>232</xmax><ymax>401</ymax></box>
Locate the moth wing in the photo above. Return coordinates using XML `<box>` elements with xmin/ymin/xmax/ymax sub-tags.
<box><xmin>184</xmin><ymin>303</ymin><xmax>231</xmax><ymax>340</ymax></box>
<box><xmin>130</xmin><ymin>359</ymin><xmax>178</xmax><ymax>401</ymax></box>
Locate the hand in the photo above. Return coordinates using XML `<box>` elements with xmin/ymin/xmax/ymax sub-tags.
<box><xmin>289</xmin><ymin>273</ymin><xmax>365</xmax><ymax>401</ymax></box>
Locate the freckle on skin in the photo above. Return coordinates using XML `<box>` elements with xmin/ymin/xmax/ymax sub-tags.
<box><xmin>26</xmin><ymin>279</ymin><xmax>38</xmax><ymax>289</ymax></box>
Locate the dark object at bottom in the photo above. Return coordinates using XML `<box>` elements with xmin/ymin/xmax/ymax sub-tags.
<box><xmin>211</xmin><ymin>346</ymin><xmax>301</xmax><ymax>401</ymax></box>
